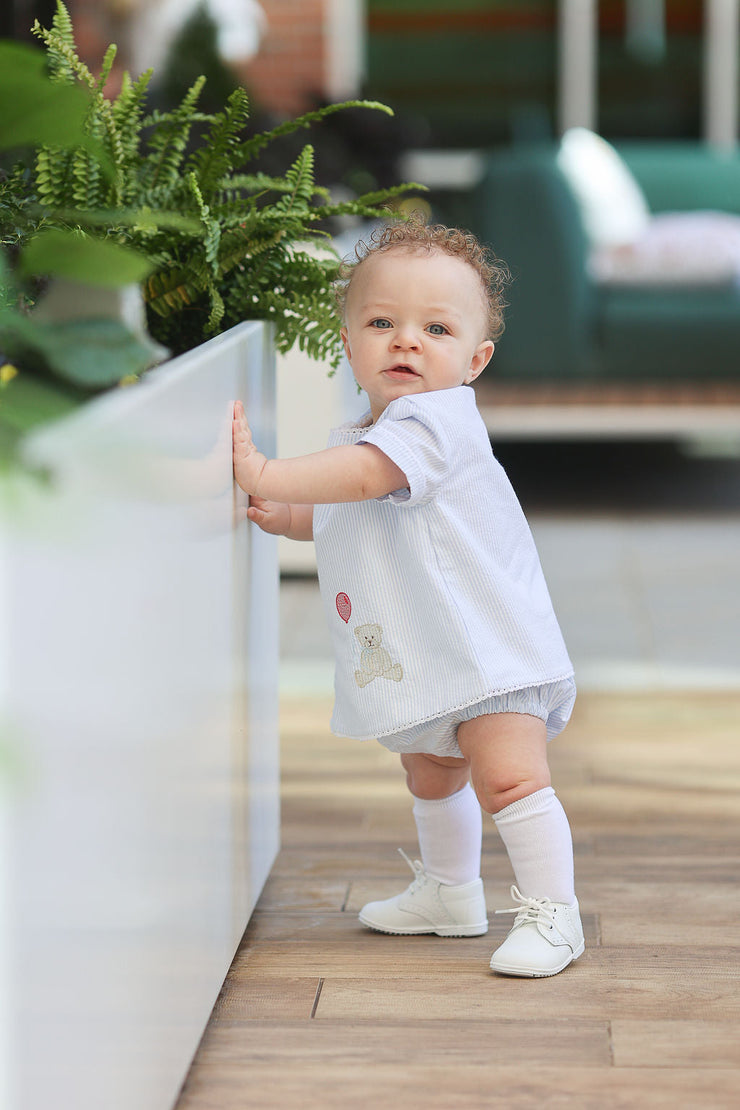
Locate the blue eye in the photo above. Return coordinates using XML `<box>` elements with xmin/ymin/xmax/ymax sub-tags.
<box><xmin>427</xmin><ymin>323</ymin><xmax>448</xmax><ymax>336</ymax></box>
<box><xmin>371</xmin><ymin>318</ymin><xmax>392</xmax><ymax>329</ymax></box>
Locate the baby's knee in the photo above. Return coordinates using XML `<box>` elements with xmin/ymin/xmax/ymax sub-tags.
<box><xmin>401</xmin><ymin>752</ymin><xmax>470</xmax><ymax>800</ymax></box>
<box><xmin>473</xmin><ymin>766</ymin><xmax>551</xmax><ymax>815</ymax></box>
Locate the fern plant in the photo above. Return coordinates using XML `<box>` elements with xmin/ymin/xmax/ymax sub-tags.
<box><xmin>27</xmin><ymin>1</ymin><xmax>422</xmax><ymax>365</ymax></box>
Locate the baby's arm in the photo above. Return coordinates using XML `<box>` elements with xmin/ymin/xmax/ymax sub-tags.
<box><xmin>233</xmin><ymin>400</ymin><xmax>407</xmax><ymax>509</ymax></box>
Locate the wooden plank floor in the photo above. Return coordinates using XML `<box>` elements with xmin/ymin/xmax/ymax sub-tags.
<box><xmin>176</xmin><ymin>691</ymin><xmax>740</xmax><ymax>1109</ymax></box>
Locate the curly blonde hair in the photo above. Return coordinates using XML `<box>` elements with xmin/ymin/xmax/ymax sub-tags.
<box><xmin>334</xmin><ymin>216</ymin><xmax>510</xmax><ymax>341</ymax></box>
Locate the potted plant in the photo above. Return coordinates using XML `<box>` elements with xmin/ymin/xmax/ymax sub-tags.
<box><xmin>0</xmin><ymin>6</ymin><xmax>419</xmax><ymax>1109</ymax></box>
<box><xmin>1</xmin><ymin>1</ymin><xmax>419</xmax><ymax>457</ymax></box>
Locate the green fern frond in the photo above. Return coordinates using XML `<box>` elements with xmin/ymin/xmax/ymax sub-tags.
<box><xmin>234</xmin><ymin>99</ymin><xmax>394</xmax><ymax>167</ymax></box>
<box><xmin>144</xmin><ymin>266</ymin><xmax>200</xmax><ymax>317</ymax></box>
<box><xmin>220</xmin><ymin>246</ymin><xmax>344</xmax><ymax>366</ymax></box>
<box><xmin>96</xmin><ymin>43</ymin><xmax>118</xmax><ymax>93</ymax></box>
<box><xmin>35</xmin><ymin>147</ymin><xmax>72</xmax><ymax>208</ymax></box>
<box><xmin>187</xmin><ymin>172</ymin><xmax>205</xmax><ymax>212</ymax></box>
<box><xmin>336</xmin><ymin>180</ymin><xmax>428</xmax><ymax>209</ymax></box>
<box><xmin>113</xmin><ymin>69</ymin><xmax>152</xmax><ymax>143</ymax></box>
<box><xmin>206</xmin><ymin>284</ymin><xmax>225</xmax><ymax>333</ymax></box>
<box><xmin>216</xmin><ymin>223</ymin><xmax>284</xmax><ymax>279</ymax></box>
<box><xmin>220</xmin><ymin>173</ymin><xmax>330</xmax><ymax>201</ymax></box>
<box><xmin>141</xmin><ymin>76</ymin><xmax>207</xmax><ymax>192</ymax></box>
<box><xmin>286</xmin><ymin>247</ymin><xmax>340</xmax><ymax>280</ymax></box>
<box><xmin>33</xmin><ymin>14</ymin><xmax>127</xmax><ymax>205</ymax></box>
<box><xmin>70</xmin><ymin>148</ymin><xmax>98</xmax><ymax>208</ymax></box>
<box><xmin>187</xmin><ymin>173</ymin><xmax>221</xmax><ymax>274</ymax></box>
<box><xmin>187</xmin><ymin>86</ymin><xmax>250</xmax><ymax>196</ymax></box>
<box><xmin>275</xmin><ymin>289</ymin><xmax>343</xmax><ymax>366</ymax></box>
<box><xmin>31</xmin><ymin>1</ymin><xmax>75</xmax><ymax>82</ymax></box>
<box><xmin>307</xmin><ymin>182</ymin><xmax>427</xmax><ymax>223</ymax></box>
<box><xmin>33</xmin><ymin>11</ymin><xmax>93</xmax><ymax>89</ymax></box>
<box><xmin>50</xmin><ymin>0</ymin><xmax>74</xmax><ymax>45</ymax></box>
<box><xmin>113</xmin><ymin>69</ymin><xmax>152</xmax><ymax>202</ymax></box>
<box><xmin>272</xmin><ymin>146</ymin><xmax>316</xmax><ymax>217</ymax></box>
<box><xmin>142</xmin><ymin>107</ymin><xmax>213</xmax><ymax>129</ymax></box>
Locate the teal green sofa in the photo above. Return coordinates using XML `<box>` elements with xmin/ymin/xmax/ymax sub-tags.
<box><xmin>470</xmin><ymin>143</ymin><xmax>740</xmax><ymax>382</ymax></box>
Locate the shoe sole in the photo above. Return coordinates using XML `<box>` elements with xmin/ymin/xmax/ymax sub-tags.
<box><xmin>490</xmin><ymin>939</ymin><xmax>585</xmax><ymax>978</ymax></box>
<box><xmin>359</xmin><ymin>913</ymin><xmax>489</xmax><ymax>938</ymax></box>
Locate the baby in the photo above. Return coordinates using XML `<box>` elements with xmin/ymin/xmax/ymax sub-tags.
<box><xmin>233</xmin><ymin>219</ymin><xmax>584</xmax><ymax>977</ymax></box>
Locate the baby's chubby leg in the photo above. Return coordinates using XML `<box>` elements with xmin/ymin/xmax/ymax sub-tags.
<box><xmin>456</xmin><ymin>712</ymin><xmax>550</xmax><ymax>816</ymax></box>
<box><xmin>457</xmin><ymin>712</ymin><xmax>583</xmax><ymax>976</ymax></box>
<box><xmin>357</xmin><ymin>752</ymin><xmax>487</xmax><ymax>936</ymax></box>
<box><xmin>457</xmin><ymin>712</ymin><xmax>571</xmax><ymax>901</ymax></box>
<box><xmin>401</xmin><ymin>753</ymin><xmax>482</xmax><ymax>887</ymax></box>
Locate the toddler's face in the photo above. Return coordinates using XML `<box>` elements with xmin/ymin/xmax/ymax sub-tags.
<box><xmin>341</xmin><ymin>248</ymin><xmax>494</xmax><ymax>422</ymax></box>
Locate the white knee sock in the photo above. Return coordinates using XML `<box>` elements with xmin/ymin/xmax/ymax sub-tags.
<box><xmin>412</xmin><ymin>782</ymin><xmax>482</xmax><ymax>885</ymax></box>
<box><xmin>493</xmin><ymin>786</ymin><xmax>575</xmax><ymax>904</ymax></box>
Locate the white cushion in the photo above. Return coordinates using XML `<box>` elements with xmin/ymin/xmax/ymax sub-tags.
<box><xmin>557</xmin><ymin>127</ymin><xmax>652</xmax><ymax>248</ymax></box>
<box><xmin>590</xmin><ymin>211</ymin><xmax>740</xmax><ymax>287</ymax></box>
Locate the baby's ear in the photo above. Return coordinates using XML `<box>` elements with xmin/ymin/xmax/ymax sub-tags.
<box><xmin>466</xmin><ymin>340</ymin><xmax>495</xmax><ymax>384</ymax></box>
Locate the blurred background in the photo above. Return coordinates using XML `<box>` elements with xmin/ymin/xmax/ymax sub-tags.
<box><xmin>3</xmin><ymin>2</ymin><xmax>735</xmax><ymax>168</ymax></box>
<box><xmin>4</xmin><ymin>0</ymin><xmax>739</xmax><ymax>688</ymax></box>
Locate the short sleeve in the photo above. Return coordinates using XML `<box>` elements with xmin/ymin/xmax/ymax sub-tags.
<box><xmin>357</xmin><ymin>396</ymin><xmax>451</xmax><ymax>507</ymax></box>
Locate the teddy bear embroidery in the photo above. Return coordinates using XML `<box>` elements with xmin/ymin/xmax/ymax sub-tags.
<box><xmin>353</xmin><ymin>623</ymin><xmax>404</xmax><ymax>688</ymax></box>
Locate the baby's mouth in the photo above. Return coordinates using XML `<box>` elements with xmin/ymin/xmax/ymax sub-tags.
<box><xmin>385</xmin><ymin>364</ymin><xmax>420</xmax><ymax>380</ymax></box>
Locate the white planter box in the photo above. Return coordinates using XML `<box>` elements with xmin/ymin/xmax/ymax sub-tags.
<box><xmin>0</xmin><ymin>321</ymin><xmax>279</xmax><ymax>1110</ymax></box>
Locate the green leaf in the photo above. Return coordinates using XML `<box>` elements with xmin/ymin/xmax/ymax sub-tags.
<box><xmin>0</xmin><ymin>368</ymin><xmax>81</xmax><ymax>436</ymax></box>
<box><xmin>0</xmin><ymin>41</ymin><xmax>105</xmax><ymax>165</ymax></box>
<box><xmin>51</xmin><ymin>206</ymin><xmax>200</xmax><ymax>234</ymax></box>
<box><xmin>0</xmin><ymin>369</ymin><xmax>82</xmax><ymax>469</ymax></box>
<box><xmin>19</xmin><ymin>229</ymin><xmax>153</xmax><ymax>288</ymax></box>
<box><xmin>7</xmin><ymin>317</ymin><xmax>163</xmax><ymax>389</ymax></box>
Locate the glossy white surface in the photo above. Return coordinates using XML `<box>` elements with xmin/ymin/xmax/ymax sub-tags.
<box><xmin>1</xmin><ymin>322</ymin><xmax>279</xmax><ymax>1110</ymax></box>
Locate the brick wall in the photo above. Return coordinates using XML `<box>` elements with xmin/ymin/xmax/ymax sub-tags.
<box><xmin>238</xmin><ymin>0</ymin><xmax>329</xmax><ymax>116</ymax></box>
<box><xmin>34</xmin><ymin>1</ymin><xmax>333</xmax><ymax>117</ymax></box>
<box><xmin>68</xmin><ymin>0</ymin><xmax>116</xmax><ymax>65</ymax></box>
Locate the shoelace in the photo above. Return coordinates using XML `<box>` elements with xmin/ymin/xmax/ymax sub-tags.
<box><xmin>495</xmin><ymin>885</ymin><xmax>559</xmax><ymax>931</ymax></box>
<box><xmin>397</xmin><ymin>847</ymin><xmax>426</xmax><ymax>891</ymax></box>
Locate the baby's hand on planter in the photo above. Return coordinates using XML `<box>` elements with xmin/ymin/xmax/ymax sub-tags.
<box><xmin>232</xmin><ymin>400</ymin><xmax>267</xmax><ymax>495</ymax></box>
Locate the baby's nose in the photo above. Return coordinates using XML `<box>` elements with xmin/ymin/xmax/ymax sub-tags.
<box><xmin>392</xmin><ymin>327</ymin><xmax>421</xmax><ymax>350</ymax></box>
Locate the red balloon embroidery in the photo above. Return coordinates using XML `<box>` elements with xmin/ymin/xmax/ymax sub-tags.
<box><xmin>336</xmin><ymin>592</ymin><xmax>351</xmax><ymax>623</ymax></box>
